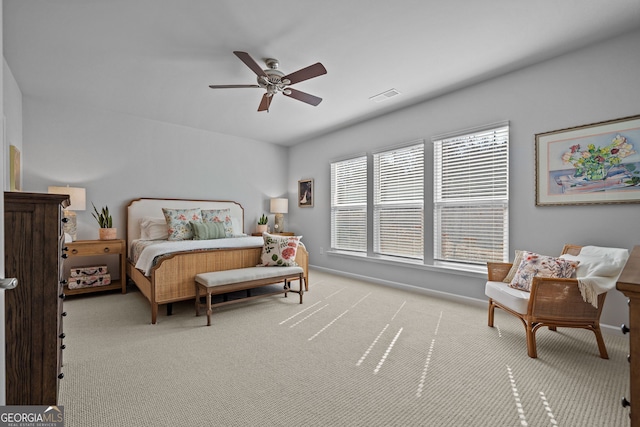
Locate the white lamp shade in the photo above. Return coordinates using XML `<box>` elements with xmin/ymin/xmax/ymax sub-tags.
<box><xmin>270</xmin><ymin>198</ymin><xmax>289</xmax><ymax>214</ymax></box>
<box><xmin>48</xmin><ymin>186</ymin><xmax>87</xmax><ymax>211</ymax></box>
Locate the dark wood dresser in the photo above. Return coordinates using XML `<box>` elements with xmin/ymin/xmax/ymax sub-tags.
<box><xmin>617</xmin><ymin>245</ymin><xmax>640</xmax><ymax>426</ymax></box>
<box><xmin>4</xmin><ymin>191</ymin><xmax>69</xmax><ymax>405</ymax></box>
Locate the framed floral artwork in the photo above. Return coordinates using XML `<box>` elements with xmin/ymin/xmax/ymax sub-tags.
<box><xmin>298</xmin><ymin>179</ymin><xmax>313</xmax><ymax>207</ymax></box>
<box><xmin>535</xmin><ymin>115</ymin><xmax>640</xmax><ymax>206</ymax></box>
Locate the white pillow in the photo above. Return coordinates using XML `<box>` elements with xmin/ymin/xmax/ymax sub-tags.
<box><xmin>139</xmin><ymin>216</ymin><xmax>168</xmax><ymax>240</ymax></box>
<box><xmin>231</xmin><ymin>217</ymin><xmax>242</xmax><ymax>235</ymax></box>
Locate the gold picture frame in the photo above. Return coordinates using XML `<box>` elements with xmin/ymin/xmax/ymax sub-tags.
<box><xmin>10</xmin><ymin>145</ymin><xmax>21</xmax><ymax>191</ymax></box>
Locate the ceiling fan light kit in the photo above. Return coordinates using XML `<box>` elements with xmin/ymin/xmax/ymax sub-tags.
<box><xmin>209</xmin><ymin>51</ymin><xmax>327</xmax><ymax>112</ymax></box>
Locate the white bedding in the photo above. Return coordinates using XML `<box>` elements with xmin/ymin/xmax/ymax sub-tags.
<box><xmin>133</xmin><ymin>236</ymin><xmax>265</xmax><ymax>276</ymax></box>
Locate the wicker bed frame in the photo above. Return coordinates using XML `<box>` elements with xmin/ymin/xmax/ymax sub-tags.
<box><xmin>126</xmin><ymin>198</ymin><xmax>309</xmax><ymax>324</ymax></box>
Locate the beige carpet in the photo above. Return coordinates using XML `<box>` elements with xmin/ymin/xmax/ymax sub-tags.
<box><xmin>59</xmin><ymin>269</ymin><xmax>630</xmax><ymax>426</ymax></box>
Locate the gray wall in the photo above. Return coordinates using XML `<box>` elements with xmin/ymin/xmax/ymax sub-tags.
<box><xmin>22</xmin><ymin>98</ymin><xmax>289</xmax><ymax>240</ymax></box>
<box><xmin>287</xmin><ymin>29</ymin><xmax>640</xmax><ymax>330</ymax></box>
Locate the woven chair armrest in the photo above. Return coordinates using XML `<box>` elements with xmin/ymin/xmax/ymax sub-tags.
<box><xmin>529</xmin><ymin>277</ymin><xmax>602</xmax><ymax>320</ymax></box>
<box><xmin>530</xmin><ymin>276</ymin><xmax>578</xmax><ymax>295</ymax></box>
<box><xmin>486</xmin><ymin>262</ymin><xmax>512</xmax><ymax>282</ymax></box>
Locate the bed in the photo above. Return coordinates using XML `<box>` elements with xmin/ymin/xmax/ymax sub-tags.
<box><xmin>126</xmin><ymin>198</ymin><xmax>309</xmax><ymax>324</ymax></box>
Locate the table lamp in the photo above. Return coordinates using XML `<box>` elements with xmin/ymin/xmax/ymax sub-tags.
<box><xmin>270</xmin><ymin>198</ymin><xmax>289</xmax><ymax>233</ymax></box>
<box><xmin>48</xmin><ymin>185</ymin><xmax>86</xmax><ymax>241</ymax></box>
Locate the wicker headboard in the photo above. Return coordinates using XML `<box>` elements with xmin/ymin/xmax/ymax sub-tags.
<box><xmin>126</xmin><ymin>198</ymin><xmax>245</xmax><ymax>251</ymax></box>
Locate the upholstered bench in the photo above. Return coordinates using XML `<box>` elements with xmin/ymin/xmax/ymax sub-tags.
<box><xmin>195</xmin><ymin>266</ymin><xmax>304</xmax><ymax>326</ymax></box>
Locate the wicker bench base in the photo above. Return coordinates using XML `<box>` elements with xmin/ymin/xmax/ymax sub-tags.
<box><xmin>195</xmin><ymin>266</ymin><xmax>304</xmax><ymax>326</ymax></box>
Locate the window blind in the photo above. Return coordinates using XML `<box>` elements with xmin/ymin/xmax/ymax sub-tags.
<box><xmin>331</xmin><ymin>156</ymin><xmax>367</xmax><ymax>252</ymax></box>
<box><xmin>373</xmin><ymin>143</ymin><xmax>424</xmax><ymax>259</ymax></box>
<box><xmin>433</xmin><ymin>125</ymin><xmax>508</xmax><ymax>265</ymax></box>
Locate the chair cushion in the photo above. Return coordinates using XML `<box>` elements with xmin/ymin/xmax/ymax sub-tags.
<box><xmin>485</xmin><ymin>280</ymin><xmax>530</xmax><ymax>314</ymax></box>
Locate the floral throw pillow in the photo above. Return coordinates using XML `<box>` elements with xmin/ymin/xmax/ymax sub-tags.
<box><xmin>201</xmin><ymin>209</ymin><xmax>233</xmax><ymax>237</ymax></box>
<box><xmin>260</xmin><ymin>233</ymin><xmax>302</xmax><ymax>266</ymax></box>
<box><xmin>509</xmin><ymin>251</ymin><xmax>579</xmax><ymax>292</ymax></box>
<box><xmin>162</xmin><ymin>208</ymin><xmax>202</xmax><ymax>241</ymax></box>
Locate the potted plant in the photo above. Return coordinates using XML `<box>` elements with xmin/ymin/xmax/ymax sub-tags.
<box><xmin>92</xmin><ymin>203</ymin><xmax>117</xmax><ymax>240</ymax></box>
<box><xmin>256</xmin><ymin>213</ymin><xmax>268</xmax><ymax>234</ymax></box>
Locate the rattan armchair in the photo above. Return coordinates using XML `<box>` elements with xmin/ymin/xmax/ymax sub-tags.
<box><xmin>485</xmin><ymin>244</ymin><xmax>608</xmax><ymax>359</ymax></box>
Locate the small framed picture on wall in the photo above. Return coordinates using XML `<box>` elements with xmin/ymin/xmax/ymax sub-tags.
<box><xmin>298</xmin><ymin>179</ymin><xmax>313</xmax><ymax>207</ymax></box>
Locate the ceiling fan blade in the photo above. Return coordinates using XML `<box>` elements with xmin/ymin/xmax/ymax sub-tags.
<box><xmin>233</xmin><ymin>51</ymin><xmax>268</xmax><ymax>78</ymax></box>
<box><xmin>208</xmin><ymin>84</ymin><xmax>261</xmax><ymax>89</ymax></box>
<box><xmin>284</xmin><ymin>88</ymin><xmax>322</xmax><ymax>106</ymax></box>
<box><xmin>258</xmin><ymin>93</ymin><xmax>272</xmax><ymax>112</ymax></box>
<box><xmin>283</xmin><ymin>62</ymin><xmax>327</xmax><ymax>85</ymax></box>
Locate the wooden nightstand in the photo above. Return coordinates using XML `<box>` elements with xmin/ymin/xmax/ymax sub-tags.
<box><xmin>64</xmin><ymin>239</ymin><xmax>127</xmax><ymax>295</ymax></box>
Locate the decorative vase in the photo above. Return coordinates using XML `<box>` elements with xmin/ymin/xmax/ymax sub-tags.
<box><xmin>256</xmin><ymin>224</ymin><xmax>268</xmax><ymax>234</ymax></box>
<box><xmin>99</xmin><ymin>228</ymin><xmax>117</xmax><ymax>240</ymax></box>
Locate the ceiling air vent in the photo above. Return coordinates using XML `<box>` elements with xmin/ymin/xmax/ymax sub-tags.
<box><xmin>369</xmin><ymin>88</ymin><xmax>401</xmax><ymax>103</ymax></box>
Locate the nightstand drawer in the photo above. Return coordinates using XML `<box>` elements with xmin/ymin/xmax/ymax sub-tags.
<box><xmin>68</xmin><ymin>241</ymin><xmax>123</xmax><ymax>257</ymax></box>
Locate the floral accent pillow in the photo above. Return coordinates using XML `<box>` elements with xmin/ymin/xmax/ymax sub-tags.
<box><xmin>260</xmin><ymin>233</ymin><xmax>302</xmax><ymax>266</ymax></box>
<box><xmin>201</xmin><ymin>209</ymin><xmax>233</xmax><ymax>237</ymax></box>
<box><xmin>509</xmin><ymin>251</ymin><xmax>579</xmax><ymax>292</ymax></box>
<box><xmin>162</xmin><ymin>208</ymin><xmax>202</xmax><ymax>241</ymax></box>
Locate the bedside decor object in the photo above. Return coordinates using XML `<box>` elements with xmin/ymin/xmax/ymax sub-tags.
<box><xmin>48</xmin><ymin>185</ymin><xmax>86</xmax><ymax>241</ymax></box>
<box><xmin>298</xmin><ymin>179</ymin><xmax>313</xmax><ymax>207</ymax></box>
<box><xmin>92</xmin><ymin>202</ymin><xmax>116</xmax><ymax>240</ymax></box>
<box><xmin>535</xmin><ymin>114</ymin><xmax>640</xmax><ymax>206</ymax></box>
<box><xmin>257</xmin><ymin>213</ymin><xmax>268</xmax><ymax>234</ymax></box>
<box><xmin>270</xmin><ymin>198</ymin><xmax>288</xmax><ymax>233</ymax></box>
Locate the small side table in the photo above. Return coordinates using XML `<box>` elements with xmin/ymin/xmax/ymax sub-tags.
<box><xmin>64</xmin><ymin>239</ymin><xmax>127</xmax><ymax>295</ymax></box>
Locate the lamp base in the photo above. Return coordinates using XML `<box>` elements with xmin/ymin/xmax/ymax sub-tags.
<box><xmin>63</xmin><ymin>210</ymin><xmax>78</xmax><ymax>241</ymax></box>
<box><xmin>273</xmin><ymin>213</ymin><xmax>284</xmax><ymax>233</ymax></box>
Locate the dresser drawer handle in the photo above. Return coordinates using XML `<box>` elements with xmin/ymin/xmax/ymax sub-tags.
<box><xmin>103</xmin><ymin>247</ymin><xmax>110</xmax><ymax>253</ymax></box>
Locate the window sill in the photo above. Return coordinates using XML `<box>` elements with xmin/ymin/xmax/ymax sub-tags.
<box><xmin>326</xmin><ymin>250</ymin><xmax>487</xmax><ymax>279</ymax></box>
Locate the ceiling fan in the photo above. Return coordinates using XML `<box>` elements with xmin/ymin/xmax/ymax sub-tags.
<box><xmin>208</xmin><ymin>51</ymin><xmax>327</xmax><ymax>112</ymax></box>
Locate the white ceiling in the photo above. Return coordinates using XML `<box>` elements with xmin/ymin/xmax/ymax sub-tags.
<box><xmin>4</xmin><ymin>1</ymin><xmax>640</xmax><ymax>146</ymax></box>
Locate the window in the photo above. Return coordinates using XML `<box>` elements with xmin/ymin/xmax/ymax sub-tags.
<box><xmin>433</xmin><ymin>123</ymin><xmax>509</xmax><ymax>265</ymax></box>
<box><xmin>331</xmin><ymin>156</ymin><xmax>367</xmax><ymax>253</ymax></box>
<box><xmin>373</xmin><ymin>143</ymin><xmax>424</xmax><ymax>259</ymax></box>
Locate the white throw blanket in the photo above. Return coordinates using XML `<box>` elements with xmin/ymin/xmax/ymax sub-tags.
<box><xmin>561</xmin><ymin>245</ymin><xmax>629</xmax><ymax>308</ymax></box>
